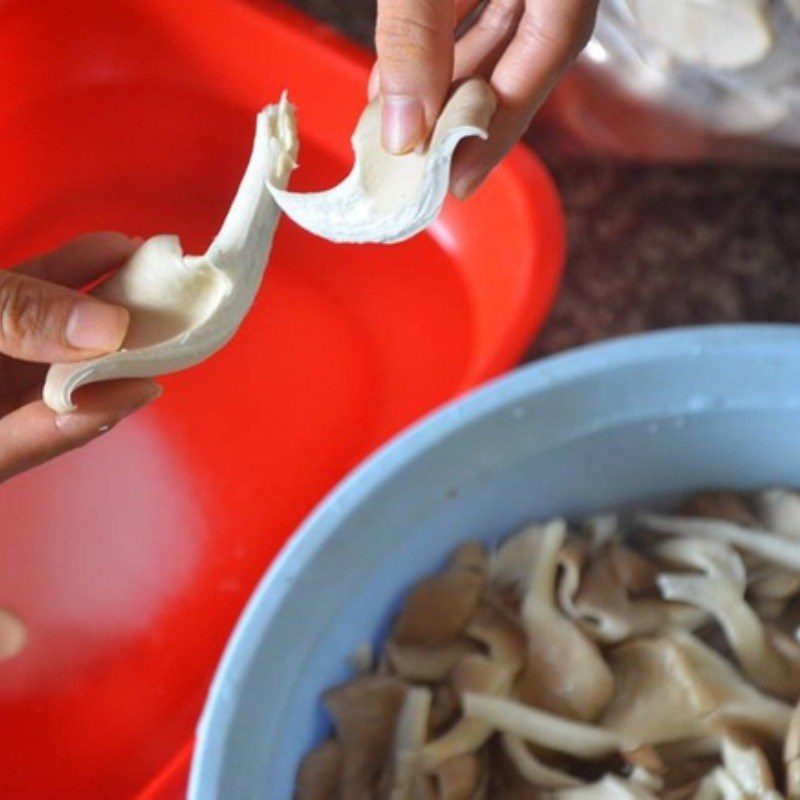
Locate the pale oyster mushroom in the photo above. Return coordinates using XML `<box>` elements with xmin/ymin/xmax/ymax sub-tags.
<box><xmin>517</xmin><ymin>519</ymin><xmax>614</xmax><ymax>720</ymax></box>
<box><xmin>387</xmin><ymin>640</ymin><xmax>479</xmax><ymax>683</ymax></box>
<box><xmin>323</xmin><ymin>675</ymin><xmax>408</xmax><ymax>798</ymax></box>
<box><xmin>682</xmin><ymin>492</ymin><xmax>759</xmax><ymax>528</ymax></box>
<box><xmin>267</xmin><ymin>79</ymin><xmax>496</xmax><ymax>244</ymax></box>
<box><xmin>547</xmin><ymin>775</ymin><xmax>659</xmax><ymax>799</ymax></box>
<box><xmin>655</xmin><ymin>538</ymin><xmax>800</xmax><ymax>700</ymax></box>
<box><xmin>387</xmin><ymin>687</ymin><xmax>433</xmax><ymax>798</ymax></box>
<box><xmin>296</xmin><ymin>740</ymin><xmax>343</xmax><ymax>800</ymax></box>
<box><xmin>464</xmin><ymin>600</ymin><xmax>526</xmax><ymax>674</ymax></box>
<box><xmin>636</xmin><ymin>512</ymin><xmax>800</xmax><ymax>571</ymax></box>
<box><xmin>489</xmin><ymin>521</ymin><xmax>547</xmax><ymax>591</ymax></box>
<box><xmin>600</xmin><ymin>630</ymin><xmax>792</xmax><ymax>750</ymax></box>
<box><xmin>393</xmin><ymin>555</ymin><xmax>485</xmax><ymax>648</ymax></box>
<box><xmin>431</xmin><ymin>753</ymin><xmax>487</xmax><ymax>800</ymax></box>
<box><xmin>0</xmin><ymin>607</ymin><xmax>26</xmax><ymax>660</ymax></box>
<box><xmin>462</xmin><ymin>693</ymin><xmax>621</xmax><ymax>758</ymax></box>
<box><xmin>43</xmin><ymin>96</ymin><xmax>298</xmax><ymax>414</ymax></box>
<box><xmin>785</xmin><ymin>698</ymin><xmax>800</xmax><ymax>799</ymax></box>
<box><xmin>422</xmin><ymin>655</ymin><xmax>513</xmax><ymax>771</ymax></box>
<box><xmin>501</xmin><ymin>734</ymin><xmax>584</xmax><ymax>789</ymax></box>
<box><xmin>626</xmin><ymin>0</ymin><xmax>773</xmax><ymax>70</ymax></box>
<box><xmin>719</xmin><ymin>729</ymin><xmax>780</xmax><ymax>798</ymax></box>
<box><xmin>757</xmin><ymin>489</ymin><xmax>800</xmax><ymax>539</ymax></box>
<box><xmin>559</xmin><ymin>541</ymin><xmax>704</xmax><ymax>644</ymax></box>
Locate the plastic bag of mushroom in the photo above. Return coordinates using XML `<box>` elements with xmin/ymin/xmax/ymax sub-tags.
<box><xmin>294</xmin><ymin>489</ymin><xmax>800</xmax><ymax>799</ymax></box>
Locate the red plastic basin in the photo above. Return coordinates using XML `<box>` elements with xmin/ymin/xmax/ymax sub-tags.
<box><xmin>0</xmin><ymin>0</ymin><xmax>563</xmax><ymax>797</ymax></box>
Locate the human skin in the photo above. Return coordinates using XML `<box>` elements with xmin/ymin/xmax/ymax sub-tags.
<box><xmin>0</xmin><ymin>232</ymin><xmax>161</xmax><ymax>483</ymax></box>
<box><xmin>371</xmin><ymin>0</ymin><xmax>599</xmax><ymax>197</ymax></box>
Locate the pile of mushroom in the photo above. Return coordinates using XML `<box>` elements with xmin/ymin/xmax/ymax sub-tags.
<box><xmin>295</xmin><ymin>489</ymin><xmax>800</xmax><ymax>799</ymax></box>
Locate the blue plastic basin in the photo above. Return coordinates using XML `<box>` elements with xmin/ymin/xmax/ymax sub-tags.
<box><xmin>190</xmin><ymin>324</ymin><xmax>800</xmax><ymax>799</ymax></box>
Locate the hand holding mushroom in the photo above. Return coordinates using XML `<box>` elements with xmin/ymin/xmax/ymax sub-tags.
<box><xmin>0</xmin><ymin>233</ymin><xmax>161</xmax><ymax>484</ymax></box>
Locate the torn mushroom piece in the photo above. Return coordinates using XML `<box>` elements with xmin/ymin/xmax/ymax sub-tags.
<box><xmin>600</xmin><ymin>630</ymin><xmax>793</xmax><ymax>751</ymax></box>
<box><xmin>655</xmin><ymin>538</ymin><xmax>800</xmax><ymax>700</ymax></box>
<box><xmin>422</xmin><ymin>655</ymin><xmax>514</xmax><ymax>771</ymax></box>
<box><xmin>44</xmin><ymin>96</ymin><xmax>297</xmax><ymax>413</ymax></box>
<box><xmin>386</xmin><ymin>687</ymin><xmax>433</xmax><ymax>799</ymax></box>
<box><xmin>296</xmin><ymin>740</ymin><xmax>343</xmax><ymax>800</ymax></box>
<box><xmin>785</xmin><ymin>698</ymin><xmax>800</xmax><ymax>799</ymax></box>
<box><xmin>517</xmin><ymin>519</ymin><xmax>614</xmax><ymax>721</ymax></box>
<box><xmin>392</xmin><ymin>553</ymin><xmax>485</xmax><ymax>648</ymax></box>
<box><xmin>719</xmin><ymin>728</ymin><xmax>780</xmax><ymax>798</ymax></box>
<box><xmin>323</xmin><ymin>675</ymin><xmax>408</xmax><ymax>797</ymax></box>
<box><xmin>636</xmin><ymin>511</ymin><xmax>800</xmax><ymax>571</ymax></box>
<box><xmin>431</xmin><ymin>753</ymin><xmax>487</xmax><ymax>800</ymax></box>
<box><xmin>386</xmin><ymin>640</ymin><xmax>479</xmax><ymax>683</ymax></box>
<box><xmin>546</xmin><ymin>774</ymin><xmax>659</xmax><ymax>799</ymax></box>
<box><xmin>501</xmin><ymin>735</ymin><xmax>584</xmax><ymax>790</ymax></box>
<box><xmin>267</xmin><ymin>79</ymin><xmax>496</xmax><ymax>244</ymax></box>
<box><xmin>464</xmin><ymin>600</ymin><xmax>526</xmax><ymax>675</ymax></box>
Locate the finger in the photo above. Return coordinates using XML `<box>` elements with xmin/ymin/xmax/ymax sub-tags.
<box><xmin>13</xmin><ymin>232</ymin><xmax>140</xmax><ymax>288</ymax></box>
<box><xmin>0</xmin><ymin>270</ymin><xmax>129</xmax><ymax>363</ymax></box>
<box><xmin>451</xmin><ymin>0</ymin><xmax>598</xmax><ymax>198</ymax></box>
<box><xmin>368</xmin><ymin>0</ymin><xmax>482</xmax><ymax>101</ymax></box>
<box><xmin>375</xmin><ymin>0</ymin><xmax>455</xmax><ymax>153</ymax></box>
<box><xmin>0</xmin><ymin>379</ymin><xmax>161</xmax><ymax>484</ymax></box>
<box><xmin>453</xmin><ymin>0</ymin><xmax>523</xmax><ymax>80</ymax></box>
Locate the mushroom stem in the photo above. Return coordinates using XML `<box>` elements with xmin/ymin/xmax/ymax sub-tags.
<box><xmin>462</xmin><ymin>693</ymin><xmax>621</xmax><ymax>759</ymax></box>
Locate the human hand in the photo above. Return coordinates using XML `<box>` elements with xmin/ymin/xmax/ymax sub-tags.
<box><xmin>0</xmin><ymin>233</ymin><xmax>162</xmax><ymax>483</ymax></box>
<box><xmin>371</xmin><ymin>0</ymin><xmax>599</xmax><ymax>198</ymax></box>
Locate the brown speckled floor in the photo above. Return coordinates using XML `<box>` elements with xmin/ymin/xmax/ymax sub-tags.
<box><xmin>286</xmin><ymin>0</ymin><xmax>800</xmax><ymax>358</ymax></box>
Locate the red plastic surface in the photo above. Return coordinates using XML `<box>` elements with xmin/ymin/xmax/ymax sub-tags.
<box><xmin>0</xmin><ymin>0</ymin><xmax>563</xmax><ymax>797</ymax></box>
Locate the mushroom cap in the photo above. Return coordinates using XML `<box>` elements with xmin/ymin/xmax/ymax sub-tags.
<box><xmin>324</xmin><ymin>675</ymin><xmax>409</xmax><ymax>796</ymax></box>
<box><xmin>518</xmin><ymin>520</ymin><xmax>614</xmax><ymax>720</ymax></box>
<box><xmin>393</xmin><ymin>565</ymin><xmax>484</xmax><ymax>647</ymax></box>
<box><xmin>432</xmin><ymin>753</ymin><xmax>486</xmax><ymax>800</ymax></box>
<box><xmin>387</xmin><ymin>640</ymin><xmax>479</xmax><ymax>683</ymax></box>
<box><xmin>296</xmin><ymin>740</ymin><xmax>343</xmax><ymax>800</ymax></box>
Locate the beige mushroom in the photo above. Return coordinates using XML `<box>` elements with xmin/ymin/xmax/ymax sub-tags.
<box><xmin>465</xmin><ymin>600</ymin><xmax>526</xmax><ymax>674</ymax></box>
<box><xmin>430</xmin><ymin>684</ymin><xmax>459</xmax><ymax>734</ymax></box>
<box><xmin>785</xmin><ymin>698</ymin><xmax>800</xmax><ymax>799</ymax></box>
<box><xmin>637</xmin><ymin>512</ymin><xmax>800</xmax><ymax>571</ymax></box>
<box><xmin>757</xmin><ymin>489</ymin><xmax>800</xmax><ymax>539</ymax></box>
<box><xmin>324</xmin><ymin>675</ymin><xmax>408</xmax><ymax>798</ymax></box>
<box><xmin>655</xmin><ymin>538</ymin><xmax>800</xmax><ymax>700</ymax></box>
<box><xmin>517</xmin><ymin>519</ymin><xmax>614</xmax><ymax>720</ymax></box>
<box><xmin>387</xmin><ymin>640</ymin><xmax>479</xmax><ymax>683</ymax></box>
<box><xmin>422</xmin><ymin>655</ymin><xmax>513</xmax><ymax>771</ymax></box>
<box><xmin>546</xmin><ymin>774</ymin><xmax>659</xmax><ymax>798</ymax></box>
<box><xmin>451</xmin><ymin>543</ymin><xmax>489</xmax><ymax>576</ymax></box>
<box><xmin>463</xmin><ymin>693</ymin><xmax>621</xmax><ymax>759</ymax></box>
<box><xmin>583</xmin><ymin>513</ymin><xmax>620</xmax><ymax>552</ymax></box>
<box><xmin>296</xmin><ymin>739</ymin><xmax>343</xmax><ymax>800</ymax></box>
<box><xmin>682</xmin><ymin>492</ymin><xmax>759</xmax><ymax>528</ymax></box>
<box><xmin>719</xmin><ymin>728</ymin><xmax>779</xmax><ymax>798</ymax></box>
<box><xmin>600</xmin><ymin>630</ymin><xmax>792</xmax><ymax>751</ymax></box>
<box><xmin>489</xmin><ymin>522</ymin><xmax>547</xmax><ymax>591</ymax></box>
<box><xmin>387</xmin><ymin>687</ymin><xmax>433</xmax><ymax>799</ymax></box>
<box><xmin>393</xmin><ymin>558</ymin><xmax>484</xmax><ymax>647</ymax></box>
<box><xmin>501</xmin><ymin>734</ymin><xmax>584</xmax><ymax>789</ymax></box>
<box><xmin>431</xmin><ymin>753</ymin><xmax>486</xmax><ymax>800</ymax></box>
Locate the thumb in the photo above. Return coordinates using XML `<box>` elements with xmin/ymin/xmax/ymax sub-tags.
<box><xmin>0</xmin><ymin>270</ymin><xmax>129</xmax><ymax>364</ymax></box>
<box><xmin>375</xmin><ymin>0</ymin><xmax>455</xmax><ymax>154</ymax></box>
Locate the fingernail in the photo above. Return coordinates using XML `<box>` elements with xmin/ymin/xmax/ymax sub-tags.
<box><xmin>451</xmin><ymin>170</ymin><xmax>485</xmax><ymax>201</ymax></box>
<box><xmin>66</xmin><ymin>300</ymin><xmax>129</xmax><ymax>352</ymax></box>
<box><xmin>382</xmin><ymin>95</ymin><xmax>424</xmax><ymax>155</ymax></box>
